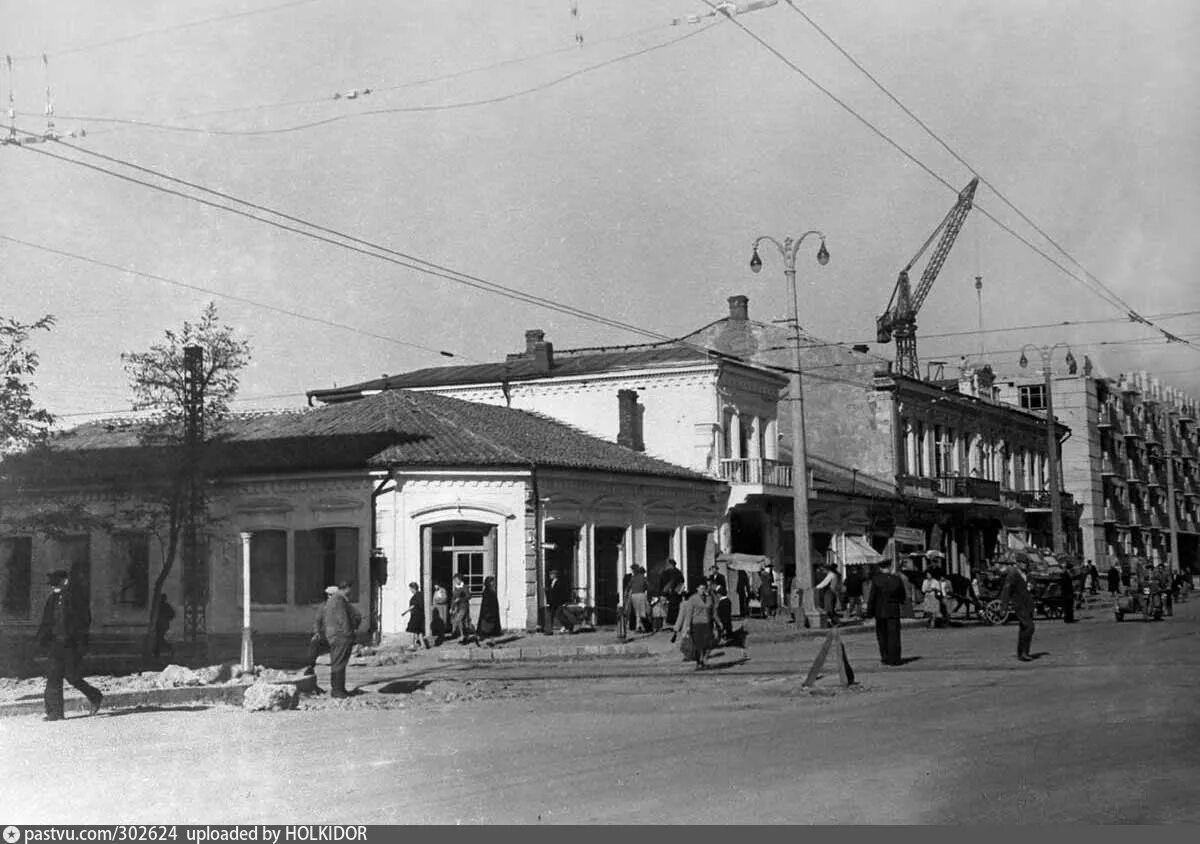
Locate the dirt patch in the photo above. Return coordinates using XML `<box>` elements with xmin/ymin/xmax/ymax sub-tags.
<box><xmin>296</xmin><ymin>678</ymin><xmax>531</xmax><ymax>712</ymax></box>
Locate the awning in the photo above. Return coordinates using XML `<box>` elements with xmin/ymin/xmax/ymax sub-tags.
<box><xmin>716</xmin><ymin>552</ymin><xmax>772</xmax><ymax>572</ymax></box>
<box><xmin>839</xmin><ymin>536</ymin><xmax>887</xmax><ymax>566</ymax></box>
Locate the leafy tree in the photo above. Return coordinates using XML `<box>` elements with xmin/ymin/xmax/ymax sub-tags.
<box><xmin>0</xmin><ymin>314</ymin><xmax>55</xmax><ymax>455</ymax></box>
<box><xmin>120</xmin><ymin>303</ymin><xmax>251</xmax><ymax>657</ymax></box>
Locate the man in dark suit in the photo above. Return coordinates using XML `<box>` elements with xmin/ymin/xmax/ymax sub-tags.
<box><xmin>36</xmin><ymin>569</ymin><xmax>103</xmax><ymax>721</ymax></box>
<box><xmin>866</xmin><ymin>558</ymin><xmax>906</xmax><ymax>666</ymax></box>
<box><xmin>999</xmin><ymin>559</ymin><xmax>1036</xmax><ymax>661</ymax></box>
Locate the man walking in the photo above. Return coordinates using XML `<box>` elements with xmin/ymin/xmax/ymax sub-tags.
<box><xmin>999</xmin><ymin>559</ymin><xmax>1036</xmax><ymax>661</ymax></box>
<box><xmin>1060</xmin><ymin>562</ymin><xmax>1077</xmax><ymax>623</ymax></box>
<box><xmin>1107</xmin><ymin>564</ymin><xmax>1121</xmax><ymax>597</ymax></box>
<box><xmin>322</xmin><ymin>581</ymin><xmax>362</xmax><ymax>698</ymax></box>
<box><xmin>36</xmin><ymin>569</ymin><xmax>103</xmax><ymax>721</ymax></box>
<box><xmin>866</xmin><ymin>559</ymin><xmax>906</xmax><ymax>666</ymax></box>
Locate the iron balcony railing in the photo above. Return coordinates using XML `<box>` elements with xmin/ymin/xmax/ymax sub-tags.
<box><xmin>1016</xmin><ymin>490</ymin><xmax>1077</xmax><ymax>511</ymax></box>
<box><xmin>718</xmin><ymin>457</ymin><xmax>793</xmax><ymax>488</ymax></box>
<box><xmin>934</xmin><ymin>475</ymin><xmax>1001</xmax><ymax>501</ymax></box>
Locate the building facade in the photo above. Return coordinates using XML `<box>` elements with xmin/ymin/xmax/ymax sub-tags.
<box><xmin>0</xmin><ymin>391</ymin><xmax>724</xmax><ymax>641</ymax></box>
<box><xmin>997</xmin><ymin>367</ymin><xmax>1200</xmax><ymax>574</ymax></box>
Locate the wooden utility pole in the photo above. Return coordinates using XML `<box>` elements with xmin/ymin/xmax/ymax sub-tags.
<box><xmin>182</xmin><ymin>345</ymin><xmax>206</xmax><ymax>641</ymax></box>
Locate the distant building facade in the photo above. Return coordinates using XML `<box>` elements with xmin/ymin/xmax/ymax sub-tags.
<box><xmin>997</xmin><ymin>367</ymin><xmax>1200</xmax><ymax>574</ymax></box>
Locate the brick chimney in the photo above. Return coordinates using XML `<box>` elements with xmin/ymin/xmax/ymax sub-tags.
<box><xmin>617</xmin><ymin>389</ymin><xmax>644</xmax><ymax>452</ymax></box>
<box><xmin>523</xmin><ymin>329</ymin><xmax>554</xmax><ymax>372</ymax></box>
<box><xmin>728</xmin><ymin>295</ymin><xmax>749</xmax><ymax>322</ymax></box>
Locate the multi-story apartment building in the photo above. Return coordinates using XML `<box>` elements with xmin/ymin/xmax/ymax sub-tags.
<box><xmin>997</xmin><ymin>367</ymin><xmax>1200</xmax><ymax>574</ymax></box>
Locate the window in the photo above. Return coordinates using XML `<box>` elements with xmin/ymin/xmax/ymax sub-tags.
<box><xmin>113</xmin><ymin>532</ymin><xmax>150</xmax><ymax>608</ymax></box>
<box><xmin>934</xmin><ymin>425</ymin><xmax>951</xmax><ymax>476</ymax></box>
<box><xmin>1</xmin><ymin>536</ymin><xmax>33</xmax><ymax>617</ymax></box>
<box><xmin>430</xmin><ymin>526</ymin><xmax>490</xmax><ymax>597</ymax></box>
<box><xmin>1019</xmin><ymin>384</ymin><xmax>1046</xmax><ymax>411</ymax></box>
<box><xmin>250</xmin><ymin>530</ymin><xmax>288</xmax><ymax>605</ymax></box>
<box><xmin>295</xmin><ymin>527</ymin><xmax>359</xmax><ymax>604</ymax></box>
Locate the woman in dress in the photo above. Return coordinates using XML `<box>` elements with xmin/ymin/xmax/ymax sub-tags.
<box><xmin>431</xmin><ymin>582</ymin><xmax>450</xmax><ymax>645</ymax></box>
<box><xmin>475</xmin><ymin>576</ymin><xmax>502</xmax><ymax>642</ymax></box>
<box><xmin>921</xmin><ymin>569</ymin><xmax>946</xmax><ymax>628</ymax></box>
<box><xmin>674</xmin><ymin>580</ymin><xmax>716</xmax><ymax>670</ymax></box>
<box><xmin>400</xmin><ymin>582</ymin><xmax>430</xmax><ymax>650</ymax></box>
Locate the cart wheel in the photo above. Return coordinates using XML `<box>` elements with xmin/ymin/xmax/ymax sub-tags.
<box><xmin>982</xmin><ymin>600</ymin><xmax>1006</xmax><ymax>625</ymax></box>
<box><xmin>1049</xmin><ymin>606</ymin><xmax>1063</xmax><ymax>619</ymax></box>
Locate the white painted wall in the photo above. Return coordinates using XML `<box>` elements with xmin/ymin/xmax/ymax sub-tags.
<box><xmin>411</xmin><ymin>361</ymin><xmax>785</xmax><ymax>476</ymax></box>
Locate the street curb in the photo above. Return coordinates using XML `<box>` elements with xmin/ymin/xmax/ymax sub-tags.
<box><xmin>437</xmin><ymin>642</ymin><xmax>652</xmax><ymax>662</ymax></box>
<box><xmin>0</xmin><ymin>674</ymin><xmax>317</xmax><ymax>719</ymax></box>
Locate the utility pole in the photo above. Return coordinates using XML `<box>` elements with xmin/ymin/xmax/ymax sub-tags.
<box><xmin>751</xmin><ymin>230</ymin><xmax>830</xmax><ymax>628</ymax></box>
<box><xmin>182</xmin><ymin>345</ymin><xmax>206</xmax><ymax>642</ymax></box>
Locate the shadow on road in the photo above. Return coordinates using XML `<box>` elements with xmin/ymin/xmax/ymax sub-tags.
<box><xmin>375</xmin><ymin>680</ymin><xmax>433</xmax><ymax>694</ymax></box>
<box><xmin>103</xmin><ymin>705</ymin><xmax>212</xmax><ymax>718</ymax></box>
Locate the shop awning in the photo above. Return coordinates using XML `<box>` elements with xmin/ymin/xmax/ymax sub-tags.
<box><xmin>840</xmin><ymin>536</ymin><xmax>887</xmax><ymax>566</ymax></box>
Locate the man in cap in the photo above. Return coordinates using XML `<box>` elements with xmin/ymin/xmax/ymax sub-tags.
<box><xmin>36</xmin><ymin>569</ymin><xmax>103</xmax><ymax>720</ymax></box>
<box><xmin>321</xmin><ymin>581</ymin><xmax>362</xmax><ymax>698</ymax></box>
<box><xmin>866</xmin><ymin>558</ymin><xmax>906</xmax><ymax>666</ymax></box>
<box><xmin>998</xmin><ymin>557</ymin><xmax>1036</xmax><ymax>661</ymax></box>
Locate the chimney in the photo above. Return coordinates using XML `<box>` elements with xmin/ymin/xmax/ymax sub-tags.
<box><xmin>523</xmin><ymin>328</ymin><xmax>554</xmax><ymax>372</ymax></box>
<box><xmin>617</xmin><ymin>389</ymin><xmax>644</xmax><ymax>451</ymax></box>
<box><xmin>728</xmin><ymin>295</ymin><xmax>749</xmax><ymax>322</ymax></box>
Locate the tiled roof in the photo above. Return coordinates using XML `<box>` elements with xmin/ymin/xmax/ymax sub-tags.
<box><xmin>308</xmin><ymin>344</ymin><xmax>720</xmax><ymax>402</ymax></box>
<box><xmin>1</xmin><ymin>390</ymin><xmax>714</xmax><ymax>487</ymax></box>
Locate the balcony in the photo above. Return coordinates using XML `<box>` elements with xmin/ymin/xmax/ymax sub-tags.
<box><xmin>1017</xmin><ymin>490</ymin><xmax>1077</xmax><ymax>513</ymax></box>
<box><xmin>897</xmin><ymin>473</ymin><xmax>939</xmax><ymax>500</ymax></box>
<box><xmin>1100</xmin><ymin>455</ymin><xmax>1120</xmax><ymax>476</ymax></box>
<box><xmin>1097</xmin><ymin>405</ymin><xmax>1120</xmax><ymax>428</ymax></box>
<box><xmin>1123</xmin><ymin>415</ymin><xmax>1144</xmax><ymax>439</ymax></box>
<box><xmin>1103</xmin><ymin>502</ymin><xmax>1127</xmax><ymax>523</ymax></box>
<box><xmin>1125</xmin><ymin>461</ymin><xmax>1144</xmax><ymax>484</ymax></box>
<box><xmin>719</xmin><ymin>457</ymin><xmax>793</xmax><ymax>486</ymax></box>
<box><xmin>934</xmin><ymin>475</ymin><xmax>1001</xmax><ymax>503</ymax></box>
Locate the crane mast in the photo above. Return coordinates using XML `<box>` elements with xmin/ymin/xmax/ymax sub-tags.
<box><xmin>876</xmin><ymin>177</ymin><xmax>979</xmax><ymax>379</ymax></box>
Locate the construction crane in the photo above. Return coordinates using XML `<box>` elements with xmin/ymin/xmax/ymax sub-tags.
<box><xmin>876</xmin><ymin>176</ymin><xmax>979</xmax><ymax>379</ymax></box>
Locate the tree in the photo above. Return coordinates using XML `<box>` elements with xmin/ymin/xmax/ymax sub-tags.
<box><xmin>120</xmin><ymin>303</ymin><xmax>251</xmax><ymax>658</ymax></box>
<box><xmin>0</xmin><ymin>314</ymin><xmax>55</xmax><ymax>456</ymax></box>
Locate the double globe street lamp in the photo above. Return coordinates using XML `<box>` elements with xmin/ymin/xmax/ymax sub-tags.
<box><xmin>1019</xmin><ymin>343</ymin><xmax>1076</xmax><ymax>554</ymax></box>
<box><xmin>750</xmin><ymin>231</ymin><xmax>829</xmax><ymax>627</ymax></box>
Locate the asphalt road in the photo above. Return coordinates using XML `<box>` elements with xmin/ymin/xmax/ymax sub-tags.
<box><xmin>2</xmin><ymin>598</ymin><xmax>1197</xmax><ymax>824</ymax></box>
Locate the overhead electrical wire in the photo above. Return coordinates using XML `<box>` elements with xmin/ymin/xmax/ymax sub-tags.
<box><xmin>700</xmin><ymin>0</ymin><xmax>1197</xmax><ymax>353</ymax></box>
<box><xmin>0</xmin><ymin>232</ymin><xmax>468</xmax><ymax>361</ymax></box>
<box><xmin>49</xmin><ymin>22</ymin><xmax>719</xmax><ymax>138</ymax></box>
<box><xmin>8</xmin><ymin>0</ymin><xmax>326</xmax><ymax>61</ymax></box>
<box><xmin>12</xmin><ymin>135</ymin><xmax>701</xmax><ymax>345</ymax></box>
<box><xmin>12</xmin><ymin>135</ymin><xmax>1196</xmax><ymax>396</ymax></box>
<box><xmin>779</xmin><ymin>0</ymin><xmax>1188</xmax><ymax>350</ymax></box>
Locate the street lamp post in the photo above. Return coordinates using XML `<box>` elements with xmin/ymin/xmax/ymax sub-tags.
<box><xmin>239</xmin><ymin>531</ymin><xmax>254</xmax><ymax>672</ymax></box>
<box><xmin>751</xmin><ymin>230</ymin><xmax>830</xmax><ymax>628</ymax></box>
<box><xmin>1019</xmin><ymin>344</ymin><xmax>1076</xmax><ymax>554</ymax></box>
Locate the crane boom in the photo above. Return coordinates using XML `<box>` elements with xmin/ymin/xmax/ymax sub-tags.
<box><xmin>876</xmin><ymin>177</ymin><xmax>979</xmax><ymax>379</ymax></box>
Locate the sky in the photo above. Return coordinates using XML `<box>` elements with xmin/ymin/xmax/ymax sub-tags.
<box><xmin>2</xmin><ymin>0</ymin><xmax>1198</xmax><ymax>422</ymax></box>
